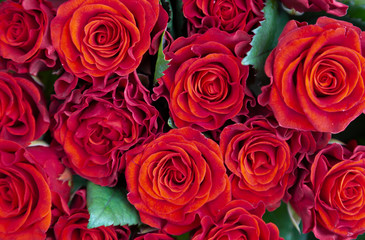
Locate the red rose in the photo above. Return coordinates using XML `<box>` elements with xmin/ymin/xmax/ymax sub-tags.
<box><xmin>51</xmin><ymin>72</ymin><xmax>163</xmax><ymax>186</ymax></box>
<box><xmin>259</xmin><ymin>17</ymin><xmax>365</xmax><ymax>133</ymax></box>
<box><xmin>191</xmin><ymin>200</ymin><xmax>282</xmax><ymax>240</ymax></box>
<box><xmin>154</xmin><ymin>28</ymin><xmax>253</xmax><ymax>131</ymax></box>
<box><xmin>280</xmin><ymin>0</ymin><xmax>348</xmax><ymax>16</ymax></box>
<box><xmin>0</xmin><ymin>140</ymin><xmax>52</xmax><ymax>239</ymax></box>
<box><xmin>125</xmin><ymin>127</ymin><xmax>231</xmax><ymax>235</ymax></box>
<box><xmin>291</xmin><ymin>143</ymin><xmax>365</xmax><ymax>240</ymax></box>
<box><xmin>0</xmin><ymin>0</ymin><xmax>57</xmax><ymax>75</ymax></box>
<box><xmin>51</xmin><ymin>0</ymin><xmax>162</xmax><ymax>82</ymax></box>
<box><xmin>0</xmin><ymin>71</ymin><xmax>49</xmax><ymax>145</ymax></box>
<box><xmin>220</xmin><ymin>117</ymin><xmax>296</xmax><ymax>210</ymax></box>
<box><xmin>182</xmin><ymin>0</ymin><xmax>264</xmax><ymax>34</ymax></box>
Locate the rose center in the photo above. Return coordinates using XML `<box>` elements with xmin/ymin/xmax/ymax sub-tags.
<box><xmin>6</xmin><ymin>12</ymin><xmax>27</xmax><ymax>45</ymax></box>
<box><xmin>214</xmin><ymin>0</ymin><xmax>236</xmax><ymax>21</ymax></box>
<box><xmin>193</xmin><ymin>70</ymin><xmax>227</xmax><ymax>101</ymax></box>
<box><xmin>312</xmin><ymin>59</ymin><xmax>345</xmax><ymax>97</ymax></box>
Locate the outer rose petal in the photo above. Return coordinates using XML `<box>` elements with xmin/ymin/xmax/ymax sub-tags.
<box><xmin>125</xmin><ymin>127</ymin><xmax>230</xmax><ymax>235</ymax></box>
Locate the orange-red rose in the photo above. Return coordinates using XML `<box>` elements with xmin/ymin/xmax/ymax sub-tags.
<box><xmin>290</xmin><ymin>143</ymin><xmax>365</xmax><ymax>239</ymax></box>
<box><xmin>220</xmin><ymin>117</ymin><xmax>296</xmax><ymax>210</ymax></box>
<box><xmin>259</xmin><ymin>17</ymin><xmax>365</xmax><ymax>133</ymax></box>
<box><xmin>191</xmin><ymin>200</ymin><xmax>282</xmax><ymax>240</ymax></box>
<box><xmin>51</xmin><ymin>0</ymin><xmax>161</xmax><ymax>81</ymax></box>
<box><xmin>154</xmin><ymin>28</ymin><xmax>253</xmax><ymax>131</ymax></box>
<box><xmin>125</xmin><ymin>127</ymin><xmax>231</xmax><ymax>235</ymax></box>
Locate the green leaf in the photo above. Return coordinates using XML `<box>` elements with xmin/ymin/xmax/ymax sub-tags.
<box><xmin>175</xmin><ymin>232</ymin><xmax>190</xmax><ymax>240</ymax></box>
<box><xmin>87</xmin><ymin>181</ymin><xmax>140</xmax><ymax>229</ymax></box>
<box><xmin>342</xmin><ymin>0</ymin><xmax>365</xmax><ymax>22</ymax></box>
<box><xmin>70</xmin><ymin>175</ymin><xmax>87</xmax><ymax>199</ymax></box>
<box><xmin>263</xmin><ymin>202</ymin><xmax>309</xmax><ymax>240</ymax></box>
<box><xmin>167</xmin><ymin>117</ymin><xmax>177</xmax><ymax>129</ymax></box>
<box><xmin>242</xmin><ymin>0</ymin><xmax>289</xmax><ymax>71</ymax></box>
<box><xmin>36</xmin><ymin>69</ymin><xmax>59</xmax><ymax>103</ymax></box>
<box><xmin>287</xmin><ymin>203</ymin><xmax>301</xmax><ymax>233</ymax></box>
<box><xmin>153</xmin><ymin>31</ymin><xmax>170</xmax><ymax>85</ymax></box>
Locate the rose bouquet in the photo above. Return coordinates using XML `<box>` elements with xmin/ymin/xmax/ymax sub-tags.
<box><xmin>1</xmin><ymin>0</ymin><xmax>365</xmax><ymax>239</ymax></box>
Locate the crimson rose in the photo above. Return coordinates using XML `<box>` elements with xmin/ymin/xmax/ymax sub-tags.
<box><xmin>51</xmin><ymin>72</ymin><xmax>163</xmax><ymax>186</ymax></box>
<box><xmin>280</xmin><ymin>0</ymin><xmax>348</xmax><ymax>16</ymax></box>
<box><xmin>154</xmin><ymin>28</ymin><xmax>253</xmax><ymax>131</ymax></box>
<box><xmin>0</xmin><ymin>140</ymin><xmax>52</xmax><ymax>239</ymax></box>
<box><xmin>182</xmin><ymin>0</ymin><xmax>264</xmax><ymax>34</ymax></box>
<box><xmin>259</xmin><ymin>17</ymin><xmax>365</xmax><ymax>133</ymax></box>
<box><xmin>191</xmin><ymin>200</ymin><xmax>282</xmax><ymax>240</ymax></box>
<box><xmin>51</xmin><ymin>0</ymin><xmax>162</xmax><ymax>82</ymax></box>
<box><xmin>0</xmin><ymin>71</ymin><xmax>49</xmax><ymax>145</ymax></box>
<box><xmin>291</xmin><ymin>143</ymin><xmax>365</xmax><ymax>239</ymax></box>
<box><xmin>125</xmin><ymin>127</ymin><xmax>231</xmax><ymax>235</ymax></box>
<box><xmin>0</xmin><ymin>0</ymin><xmax>57</xmax><ymax>74</ymax></box>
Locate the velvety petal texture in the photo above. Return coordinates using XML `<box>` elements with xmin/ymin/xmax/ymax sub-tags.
<box><xmin>51</xmin><ymin>0</ymin><xmax>162</xmax><ymax>82</ymax></box>
<box><xmin>259</xmin><ymin>17</ymin><xmax>365</xmax><ymax>133</ymax></box>
<box><xmin>154</xmin><ymin>28</ymin><xmax>254</xmax><ymax>131</ymax></box>
<box><xmin>125</xmin><ymin>127</ymin><xmax>231</xmax><ymax>235</ymax></box>
<box><xmin>51</xmin><ymin>72</ymin><xmax>163</xmax><ymax>186</ymax></box>
<box><xmin>0</xmin><ymin>140</ymin><xmax>52</xmax><ymax>239</ymax></box>
<box><xmin>0</xmin><ymin>71</ymin><xmax>49</xmax><ymax>145</ymax></box>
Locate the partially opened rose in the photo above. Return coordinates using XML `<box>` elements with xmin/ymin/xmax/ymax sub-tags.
<box><xmin>125</xmin><ymin>127</ymin><xmax>231</xmax><ymax>235</ymax></box>
<box><xmin>0</xmin><ymin>71</ymin><xmax>49</xmax><ymax>145</ymax></box>
<box><xmin>0</xmin><ymin>140</ymin><xmax>52</xmax><ymax>239</ymax></box>
<box><xmin>259</xmin><ymin>17</ymin><xmax>365</xmax><ymax>133</ymax></box>
<box><xmin>291</xmin><ymin>143</ymin><xmax>365</xmax><ymax>240</ymax></box>
<box><xmin>220</xmin><ymin>116</ymin><xmax>296</xmax><ymax>210</ymax></box>
<box><xmin>154</xmin><ymin>28</ymin><xmax>253</xmax><ymax>131</ymax></box>
<box><xmin>280</xmin><ymin>0</ymin><xmax>348</xmax><ymax>16</ymax></box>
<box><xmin>51</xmin><ymin>0</ymin><xmax>162</xmax><ymax>82</ymax></box>
<box><xmin>51</xmin><ymin>72</ymin><xmax>163</xmax><ymax>186</ymax></box>
<box><xmin>191</xmin><ymin>200</ymin><xmax>282</xmax><ymax>240</ymax></box>
<box><xmin>0</xmin><ymin>0</ymin><xmax>57</xmax><ymax>74</ymax></box>
<box><xmin>183</xmin><ymin>0</ymin><xmax>264</xmax><ymax>34</ymax></box>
